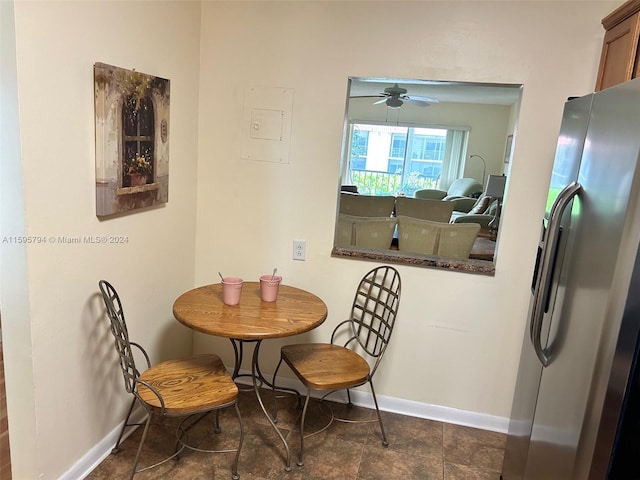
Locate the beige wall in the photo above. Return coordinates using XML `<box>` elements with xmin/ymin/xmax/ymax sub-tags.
<box><xmin>193</xmin><ymin>0</ymin><xmax>615</xmax><ymax>423</ymax></box>
<box><xmin>2</xmin><ymin>0</ymin><xmax>621</xmax><ymax>478</ymax></box>
<box><xmin>3</xmin><ymin>1</ymin><xmax>201</xmax><ymax>478</ymax></box>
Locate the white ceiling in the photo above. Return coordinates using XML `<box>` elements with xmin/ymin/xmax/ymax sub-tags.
<box><xmin>348</xmin><ymin>77</ymin><xmax>522</xmax><ymax>106</ymax></box>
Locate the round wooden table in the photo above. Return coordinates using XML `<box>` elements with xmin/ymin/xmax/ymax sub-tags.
<box><xmin>173</xmin><ymin>282</ymin><xmax>328</xmax><ymax>340</ymax></box>
<box><xmin>173</xmin><ymin>282</ymin><xmax>328</xmax><ymax>470</ymax></box>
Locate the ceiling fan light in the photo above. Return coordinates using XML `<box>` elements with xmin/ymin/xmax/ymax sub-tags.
<box><xmin>386</xmin><ymin>98</ymin><xmax>403</xmax><ymax>109</ymax></box>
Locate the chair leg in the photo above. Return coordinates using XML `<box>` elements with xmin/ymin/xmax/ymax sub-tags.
<box><xmin>297</xmin><ymin>392</ymin><xmax>311</xmax><ymax>467</ymax></box>
<box><xmin>231</xmin><ymin>402</ymin><xmax>244</xmax><ymax>480</ymax></box>
<box><xmin>112</xmin><ymin>396</ymin><xmax>137</xmax><ymax>454</ymax></box>
<box><xmin>369</xmin><ymin>379</ymin><xmax>389</xmax><ymax>447</ymax></box>
<box><xmin>130</xmin><ymin>411</ymin><xmax>153</xmax><ymax>480</ymax></box>
<box><xmin>346</xmin><ymin>388</ymin><xmax>354</xmax><ymax>408</ymax></box>
<box><xmin>215</xmin><ymin>409</ymin><xmax>221</xmax><ymax>434</ymax></box>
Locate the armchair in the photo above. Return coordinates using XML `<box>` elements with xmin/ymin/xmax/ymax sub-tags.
<box><xmin>450</xmin><ymin>195</ymin><xmax>499</xmax><ymax>228</ymax></box>
<box><xmin>414</xmin><ymin>178</ymin><xmax>483</xmax><ymax>200</ymax></box>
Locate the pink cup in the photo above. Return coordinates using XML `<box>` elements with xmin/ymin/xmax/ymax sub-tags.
<box><xmin>221</xmin><ymin>277</ymin><xmax>244</xmax><ymax>305</ymax></box>
<box><xmin>259</xmin><ymin>275</ymin><xmax>282</xmax><ymax>302</ymax></box>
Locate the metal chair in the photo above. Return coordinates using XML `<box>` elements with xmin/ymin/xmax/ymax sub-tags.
<box><xmin>98</xmin><ymin>280</ymin><xmax>244</xmax><ymax>480</ymax></box>
<box><xmin>271</xmin><ymin>266</ymin><xmax>401</xmax><ymax>466</ymax></box>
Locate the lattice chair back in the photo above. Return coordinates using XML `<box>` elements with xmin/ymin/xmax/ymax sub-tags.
<box><xmin>99</xmin><ymin>280</ymin><xmax>144</xmax><ymax>396</ymax></box>
<box><xmin>332</xmin><ymin>265</ymin><xmax>401</xmax><ymax>377</ymax></box>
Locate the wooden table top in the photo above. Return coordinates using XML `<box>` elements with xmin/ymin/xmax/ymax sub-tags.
<box><xmin>173</xmin><ymin>282</ymin><xmax>328</xmax><ymax>340</ymax></box>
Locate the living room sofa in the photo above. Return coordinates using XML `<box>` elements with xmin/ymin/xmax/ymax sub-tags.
<box><xmin>414</xmin><ymin>178</ymin><xmax>483</xmax><ymax>201</ymax></box>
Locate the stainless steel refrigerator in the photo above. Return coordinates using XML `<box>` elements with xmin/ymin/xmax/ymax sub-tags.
<box><xmin>501</xmin><ymin>76</ymin><xmax>640</xmax><ymax>479</ymax></box>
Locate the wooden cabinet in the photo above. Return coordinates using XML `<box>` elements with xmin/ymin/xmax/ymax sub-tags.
<box><xmin>596</xmin><ymin>0</ymin><xmax>640</xmax><ymax>91</ymax></box>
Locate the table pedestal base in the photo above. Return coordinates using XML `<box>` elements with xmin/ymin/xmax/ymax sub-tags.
<box><xmin>229</xmin><ymin>338</ymin><xmax>299</xmax><ymax>471</ymax></box>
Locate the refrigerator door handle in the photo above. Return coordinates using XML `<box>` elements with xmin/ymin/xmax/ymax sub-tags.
<box><xmin>530</xmin><ymin>181</ymin><xmax>582</xmax><ymax>367</ymax></box>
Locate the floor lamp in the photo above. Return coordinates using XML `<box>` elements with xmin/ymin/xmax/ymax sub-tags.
<box><xmin>486</xmin><ymin>174</ymin><xmax>507</xmax><ymax>236</ymax></box>
<box><xmin>469</xmin><ymin>154</ymin><xmax>487</xmax><ymax>188</ymax></box>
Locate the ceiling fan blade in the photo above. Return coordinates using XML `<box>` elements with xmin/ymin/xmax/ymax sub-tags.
<box><xmin>373</xmin><ymin>98</ymin><xmax>388</xmax><ymax>105</ymax></box>
<box><xmin>404</xmin><ymin>98</ymin><xmax>431</xmax><ymax>107</ymax></box>
<box><xmin>404</xmin><ymin>95</ymin><xmax>439</xmax><ymax>103</ymax></box>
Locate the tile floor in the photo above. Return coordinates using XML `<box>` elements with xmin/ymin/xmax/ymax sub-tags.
<box><xmin>86</xmin><ymin>388</ymin><xmax>505</xmax><ymax>480</ymax></box>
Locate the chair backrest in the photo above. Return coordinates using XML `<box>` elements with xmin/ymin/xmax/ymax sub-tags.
<box><xmin>436</xmin><ymin>223</ymin><xmax>481</xmax><ymax>259</ymax></box>
<box><xmin>396</xmin><ymin>216</ymin><xmax>440</xmax><ymax>255</ymax></box>
<box><xmin>395</xmin><ymin>196</ymin><xmax>454</xmax><ymax>222</ymax></box>
<box><xmin>336</xmin><ymin>215</ymin><xmax>397</xmax><ymax>249</ymax></box>
<box><xmin>335</xmin><ymin>214</ymin><xmax>356</xmax><ymax>246</ymax></box>
<box><xmin>98</xmin><ymin>280</ymin><xmax>140</xmax><ymax>394</ymax></box>
<box><xmin>396</xmin><ymin>216</ymin><xmax>481</xmax><ymax>258</ymax></box>
<box><xmin>339</xmin><ymin>193</ymin><xmax>395</xmax><ymax>217</ymax></box>
<box><xmin>353</xmin><ymin>216</ymin><xmax>397</xmax><ymax>249</ymax></box>
<box><xmin>340</xmin><ymin>266</ymin><xmax>401</xmax><ymax>377</ymax></box>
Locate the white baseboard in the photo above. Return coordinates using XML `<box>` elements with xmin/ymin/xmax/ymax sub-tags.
<box><xmin>241</xmin><ymin>370</ymin><xmax>510</xmax><ymax>434</ymax></box>
<box><xmin>67</xmin><ymin>407</ymin><xmax>147</xmax><ymax>480</ymax></box>
<box><xmin>69</xmin><ymin>369</ymin><xmax>509</xmax><ymax>479</ymax></box>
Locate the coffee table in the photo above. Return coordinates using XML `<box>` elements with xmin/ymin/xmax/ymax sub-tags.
<box><xmin>470</xmin><ymin>231</ymin><xmax>496</xmax><ymax>260</ymax></box>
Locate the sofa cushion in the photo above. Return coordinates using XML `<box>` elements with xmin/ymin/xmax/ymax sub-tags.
<box><xmin>468</xmin><ymin>195</ymin><xmax>491</xmax><ymax>214</ymax></box>
<box><xmin>486</xmin><ymin>199</ymin><xmax>498</xmax><ymax>216</ymax></box>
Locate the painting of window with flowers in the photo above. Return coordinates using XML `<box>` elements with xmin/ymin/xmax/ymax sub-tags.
<box><xmin>94</xmin><ymin>62</ymin><xmax>170</xmax><ymax>216</ymax></box>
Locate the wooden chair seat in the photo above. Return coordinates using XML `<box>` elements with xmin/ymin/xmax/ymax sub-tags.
<box><xmin>138</xmin><ymin>354</ymin><xmax>238</xmax><ymax>415</ymax></box>
<box><xmin>280</xmin><ymin>343</ymin><xmax>370</xmax><ymax>390</ymax></box>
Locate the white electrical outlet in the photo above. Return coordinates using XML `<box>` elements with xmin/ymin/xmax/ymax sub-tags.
<box><xmin>293</xmin><ymin>240</ymin><xmax>306</xmax><ymax>261</ymax></box>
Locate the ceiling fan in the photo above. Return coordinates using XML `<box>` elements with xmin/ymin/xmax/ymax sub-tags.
<box><xmin>352</xmin><ymin>83</ymin><xmax>439</xmax><ymax>109</ymax></box>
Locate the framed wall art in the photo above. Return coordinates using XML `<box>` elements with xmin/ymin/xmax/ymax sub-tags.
<box><xmin>94</xmin><ymin>62</ymin><xmax>170</xmax><ymax>216</ymax></box>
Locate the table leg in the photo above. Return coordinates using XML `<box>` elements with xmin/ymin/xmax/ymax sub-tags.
<box><xmin>229</xmin><ymin>339</ymin><xmax>255</xmax><ymax>387</ymax></box>
<box><xmin>251</xmin><ymin>340</ymin><xmax>292</xmax><ymax>472</ymax></box>
<box><xmin>229</xmin><ymin>339</ymin><xmax>301</xmax><ymax>398</ymax></box>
